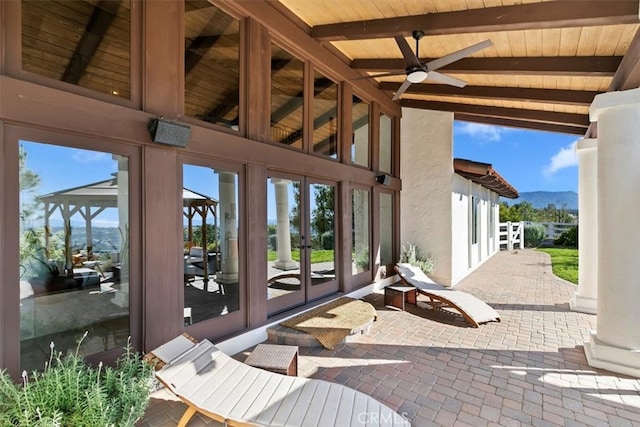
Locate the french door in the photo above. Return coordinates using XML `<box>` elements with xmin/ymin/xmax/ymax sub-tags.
<box><xmin>267</xmin><ymin>173</ymin><xmax>339</xmax><ymax>315</ymax></box>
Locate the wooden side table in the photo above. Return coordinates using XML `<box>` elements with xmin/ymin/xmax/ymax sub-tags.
<box><xmin>384</xmin><ymin>285</ymin><xmax>417</xmax><ymax>311</ymax></box>
<box><xmin>244</xmin><ymin>344</ymin><xmax>298</xmax><ymax>376</ymax></box>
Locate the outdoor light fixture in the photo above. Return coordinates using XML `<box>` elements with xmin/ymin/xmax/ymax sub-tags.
<box><xmin>147</xmin><ymin>117</ymin><xmax>191</xmax><ymax>148</ymax></box>
<box><xmin>376</xmin><ymin>174</ymin><xmax>391</xmax><ymax>186</ymax></box>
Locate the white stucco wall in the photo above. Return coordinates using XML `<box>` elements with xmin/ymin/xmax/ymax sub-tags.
<box><xmin>450</xmin><ymin>178</ymin><xmax>500</xmax><ymax>285</ymax></box>
<box><xmin>400</xmin><ymin>108</ymin><xmax>505</xmax><ymax>287</ymax></box>
<box><xmin>400</xmin><ymin>108</ymin><xmax>454</xmax><ymax>285</ymax></box>
<box><xmin>451</xmin><ymin>174</ymin><xmax>470</xmax><ymax>285</ymax></box>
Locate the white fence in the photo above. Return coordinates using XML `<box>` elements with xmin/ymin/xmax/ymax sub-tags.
<box><xmin>535</xmin><ymin>222</ymin><xmax>576</xmax><ymax>241</ymax></box>
<box><xmin>499</xmin><ymin>221</ymin><xmax>524</xmax><ymax>250</ymax></box>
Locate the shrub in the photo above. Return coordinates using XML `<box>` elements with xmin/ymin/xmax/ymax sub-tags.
<box><xmin>399</xmin><ymin>242</ymin><xmax>434</xmax><ymax>274</ymax></box>
<box><xmin>321</xmin><ymin>230</ymin><xmax>334</xmax><ymax>250</ymax></box>
<box><xmin>524</xmin><ymin>223</ymin><xmax>546</xmax><ymax>247</ymax></box>
<box><xmin>555</xmin><ymin>225</ymin><xmax>578</xmax><ymax>248</ymax></box>
<box><xmin>0</xmin><ymin>333</ymin><xmax>155</xmax><ymax>427</ymax></box>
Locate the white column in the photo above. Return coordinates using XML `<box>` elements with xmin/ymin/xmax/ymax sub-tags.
<box><xmin>570</xmin><ymin>138</ymin><xmax>598</xmax><ymax>314</ymax></box>
<box><xmin>112</xmin><ymin>156</ymin><xmax>129</xmax><ymax>308</ymax></box>
<box><xmin>216</xmin><ymin>171</ymin><xmax>239</xmax><ymax>284</ymax></box>
<box><xmin>584</xmin><ymin>88</ymin><xmax>640</xmax><ymax>377</ymax></box>
<box><xmin>271</xmin><ymin>178</ymin><xmax>298</xmax><ymax>270</ymax></box>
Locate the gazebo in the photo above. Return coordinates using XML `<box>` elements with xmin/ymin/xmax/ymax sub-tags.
<box><xmin>38</xmin><ymin>177</ymin><xmax>218</xmax><ymax>268</ymax></box>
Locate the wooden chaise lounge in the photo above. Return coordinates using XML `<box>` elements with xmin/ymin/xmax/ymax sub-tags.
<box><xmin>146</xmin><ymin>334</ymin><xmax>410</xmax><ymax>427</ymax></box>
<box><xmin>394</xmin><ymin>263</ymin><xmax>500</xmax><ymax>327</ymax></box>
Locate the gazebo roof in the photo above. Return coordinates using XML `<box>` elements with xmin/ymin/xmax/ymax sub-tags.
<box><xmin>38</xmin><ymin>179</ymin><xmax>218</xmax><ymax>208</ymax></box>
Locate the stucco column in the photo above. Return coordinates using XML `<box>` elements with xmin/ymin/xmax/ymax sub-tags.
<box><xmin>216</xmin><ymin>170</ymin><xmax>238</xmax><ymax>284</ymax></box>
<box><xmin>271</xmin><ymin>178</ymin><xmax>298</xmax><ymax>270</ymax></box>
<box><xmin>112</xmin><ymin>156</ymin><xmax>129</xmax><ymax>308</ymax></box>
<box><xmin>570</xmin><ymin>138</ymin><xmax>597</xmax><ymax>314</ymax></box>
<box><xmin>584</xmin><ymin>88</ymin><xmax>640</xmax><ymax>377</ymax></box>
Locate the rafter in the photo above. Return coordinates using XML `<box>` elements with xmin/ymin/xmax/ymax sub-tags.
<box><xmin>352</xmin><ymin>57</ymin><xmax>621</xmax><ymax>76</ymax></box>
<box><xmin>456</xmin><ymin>114</ymin><xmax>587</xmax><ymax>135</ymax></box>
<box><xmin>312</xmin><ymin>1</ymin><xmax>639</xmax><ymax>41</ymax></box>
<box><xmin>379</xmin><ymin>82</ymin><xmax>599</xmax><ymax>106</ymax></box>
<box><xmin>62</xmin><ymin>0</ymin><xmax>122</xmax><ymax>84</ymax></box>
<box><xmin>185</xmin><ymin>11</ymin><xmax>234</xmax><ymax>74</ymax></box>
<box><xmin>400</xmin><ymin>99</ymin><xmax>589</xmax><ymax>128</ymax></box>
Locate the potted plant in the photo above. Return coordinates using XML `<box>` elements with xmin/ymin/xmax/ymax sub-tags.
<box><xmin>0</xmin><ymin>333</ymin><xmax>155</xmax><ymax>426</ymax></box>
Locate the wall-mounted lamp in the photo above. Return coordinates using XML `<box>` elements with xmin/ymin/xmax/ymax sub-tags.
<box><xmin>376</xmin><ymin>174</ymin><xmax>391</xmax><ymax>186</ymax></box>
<box><xmin>147</xmin><ymin>117</ymin><xmax>191</xmax><ymax>148</ymax></box>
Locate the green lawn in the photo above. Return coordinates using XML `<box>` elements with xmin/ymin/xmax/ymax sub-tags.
<box><xmin>537</xmin><ymin>247</ymin><xmax>578</xmax><ymax>284</ymax></box>
<box><xmin>267</xmin><ymin>249</ymin><xmax>334</xmax><ymax>263</ymax></box>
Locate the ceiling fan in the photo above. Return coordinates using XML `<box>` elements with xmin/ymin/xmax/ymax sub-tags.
<box><xmin>362</xmin><ymin>30</ymin><xmax>493</xmax><ymax>101</ymax></box>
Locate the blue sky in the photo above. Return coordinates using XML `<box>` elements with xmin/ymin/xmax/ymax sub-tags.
<box><xmin>453</xmin><ymin>121</ymin><xmax>579</xmax><ymax>193</ymax></box>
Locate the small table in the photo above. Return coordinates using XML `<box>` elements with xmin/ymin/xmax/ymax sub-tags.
<box><xmin>384</xmin><ymin>285</ymin><xmax>417</xmax><ymax>311</ymax></box>
<box><xmin>245</xmin><ymin>344</ymin><xmax>298</xmax><ymax>376</ymax></box>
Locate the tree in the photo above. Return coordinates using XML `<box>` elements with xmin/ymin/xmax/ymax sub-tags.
<box><xmin>19</xmin><ymin>144</ymin><xmax>41</xmax><ymax>222</ymax></box>
<box><xmin>311</xmin><ymin>185</ymin><xmax>334</xmax><ymax>249</ymax></box>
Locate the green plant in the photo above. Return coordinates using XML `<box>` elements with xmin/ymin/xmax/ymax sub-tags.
<box><xmin>399</xmin><ymin>242</ymin><xmax>434</xmax><ymax>274</ymax></box>
<box><xmin>0</xmin><ymin>333</ymin><xmax>155</xmax><ymax>427</ymax></box>
<box><xmin>524</xmin><ymin>223</ymin><xmax>546</xmax><ymax>247</ymax></box>
<box><xmin>554</xmin><ymin>225</ymin><xmax>578</xmax><ymax>248</ymax></box>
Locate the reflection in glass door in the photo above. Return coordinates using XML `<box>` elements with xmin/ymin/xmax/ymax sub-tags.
<box><xmin>18</xmin><ymin>141</ymin><xmax>130</xmax><ymax>372</ymax></box>
<box><xmin>266</xmin><ymin>176</ymin><xmax>338</xmax><ymax>314</ymax></box>
<box><xmin>267</xmin><ymin>177</ymin><xmax>304</xmax><ymax>312</ymax></box>
<box><xmin>307</xmin><ymin>182</ymin><xmax>338</xmax><ymax>300</ymax></box>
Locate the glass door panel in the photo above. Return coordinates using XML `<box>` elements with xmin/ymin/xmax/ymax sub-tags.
<box><xmin>267</xmin><ymin>176</ymin><xmax>305</xmax><ymax>314</ymax></box>
<box><xmin>267</xmin><ymin>176</ymin><xmax>339</xmax><ymax>314</ymax></box>
<box><xmin>19</xmin><ymin>141</ymin><xmax>130</xmax><ymax>372</ymax></box>
<box><xmin>307</xmin><ymin>182</ymin><xmax>338</xmax><ymax>300</ymax></box>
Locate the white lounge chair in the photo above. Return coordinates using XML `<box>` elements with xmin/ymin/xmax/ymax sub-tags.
<box><xmin>146</xmin><ymin>334</ymin><xmax>410</xmax><ymax>427</ymax></box>
<box><xmin>394</xmin><ymin>263</ymin><xmax>500</xmax><ymax>327</ymax></box>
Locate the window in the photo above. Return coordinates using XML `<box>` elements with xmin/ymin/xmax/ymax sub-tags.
<box><xmin>379</xmin><ymin>192</ymin><xmax>393</xmax><ymax>265</ymax></box>
<box><xmin>351</xmin><ymin>95</ymin><xmax>370</xmax><ymax>167</ymax></box>
<box><xmin>184</xmin><ymin>3</ymin><xmax>240</xmax><ymax>129</ymax></box>
<box><xmin>22</xmin><ymin>0</ymin><xmax>131</xmax><ymax>99</ymax></box>
<box><xmin>379</xmin><ymin>113</ymin><xmax>392</xmax><ymax>174</ymax></box>
<box><xmin>471</xmin><ymin>197</ymin><xmax>478</xmax><ymax>244</ymax></box>
<box><xmin>19</xmin><ymin>141</ymin><xmax>130</xmax><ymax>372</ymax></box>
<box><xmin>489</xmin><ymin>202</ymin><xmax>495</xmax><ymax>238</ymax></box>
<box><xmin>352</xmin><ymin>189</ymin><xmax>370</xmax><ymax>274</ymax></box>
<box><xmin>182</xmin><ymin>164</ymin><xmax>240</xmax><ymax>324</ymax></box>
<box><xmin>271</xmin><ymin>44</ymin><xmax>304</xmax><ymax>148</ymax></box>
<box><xmin>312</xmin><ymin>71</ymin><xmax>338</xmax><ymax>158</ymax></box>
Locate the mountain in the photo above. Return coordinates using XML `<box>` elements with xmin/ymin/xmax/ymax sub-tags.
<box><xmin>502</xmin><ymin>191</ymin><xmax>578</xmax><ymax>210</ymax></box>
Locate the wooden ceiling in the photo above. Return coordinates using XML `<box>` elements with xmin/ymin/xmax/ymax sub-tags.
<box><xmin>276</xmin><ymin>0</ymin><xmax>640</xmax><ymax>135</ymax></box>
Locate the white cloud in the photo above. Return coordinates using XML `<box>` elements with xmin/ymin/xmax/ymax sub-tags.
<box><xmin>71</xmin><ymin>149</ymin><xmax>110</xmax><ymax>163</ymax></box>
<box><xmin>543</xmin><ymin>141</ymin><xmax>578</xmax><ymax>176</ymax></box>
<box><xmin>455</xmin><ymin>122</ymin><xmax>509</xmax><ymax>142</ymax></box>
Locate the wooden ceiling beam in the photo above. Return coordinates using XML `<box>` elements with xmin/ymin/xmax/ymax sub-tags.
<box><xmin>379</xmin><ymin>82</ymin><xmax>599</xmax><ymax>106</ymax></box>
<box><xmin>609</xmin><ymin>27</ymin><xmax>640</xmax><ymax>91</ymax></box>
<box><xmin>185</xmin><ymin>10</ymin><xmax>234</xmax><ymax>74</ymax></box>
<box><xmin>312</xmin><ymin>1</ymin><xmax>639</xmax><ymax>41</ymax></box>
<box><xmin>62</xmin><ymin>0</ymin><xmax>122</xmax><ymax>84</ymax></box>
<box><xmin>352</xmin><ymin>56</ymin><xmax>621</xmax><ymax>76</ymax></box>
<box><xmin>455</xmin><ymin>114</ymin><xmax>588</xmax><ymax>135</ymax></box>
<box><xmin>400</xmin><ymin>99</ymin><xmax>589</xmax><ymax>127</ymax></box>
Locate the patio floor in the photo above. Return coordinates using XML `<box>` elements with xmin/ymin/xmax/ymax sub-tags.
<box><xmin>137</xmin><ymin>249</ymin><xmax>640</xmax><ymax>427</ymax></box>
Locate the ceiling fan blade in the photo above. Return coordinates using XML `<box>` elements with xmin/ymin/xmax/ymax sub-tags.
<box><xmin>427</xmin><ymin>71</ymin><xmax>467</xmax><ymax>88</ymax></box>
<box><xmin>392</xmin><ymin>79</ymin><xmax>413</xmax><ymax>101</ymax></box>
<box><xmin>351</xmin><ymin>70</ymin><xmax>408</xmax><ymax>80</ymax></box>
<box><xmin>394</xmin><ymin>35</ymin><xmax>421</xmax><ymax>68</ymax></box>
<box><xmin>424</xmin><ymin>39</ymin><xmax>493</xmax><ymax>71</ymax></box>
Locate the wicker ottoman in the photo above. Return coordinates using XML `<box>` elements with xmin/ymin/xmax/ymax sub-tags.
<box><xmin>244</xmin><ymin>343</ymin><xmax>298</xmax><ymax>376</ymax></box>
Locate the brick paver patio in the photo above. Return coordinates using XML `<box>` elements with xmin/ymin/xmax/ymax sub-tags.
<box><xmin>137</xmin><ymin>249</ymin><xmax>640</xmax><ymax>426</ymax></box>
